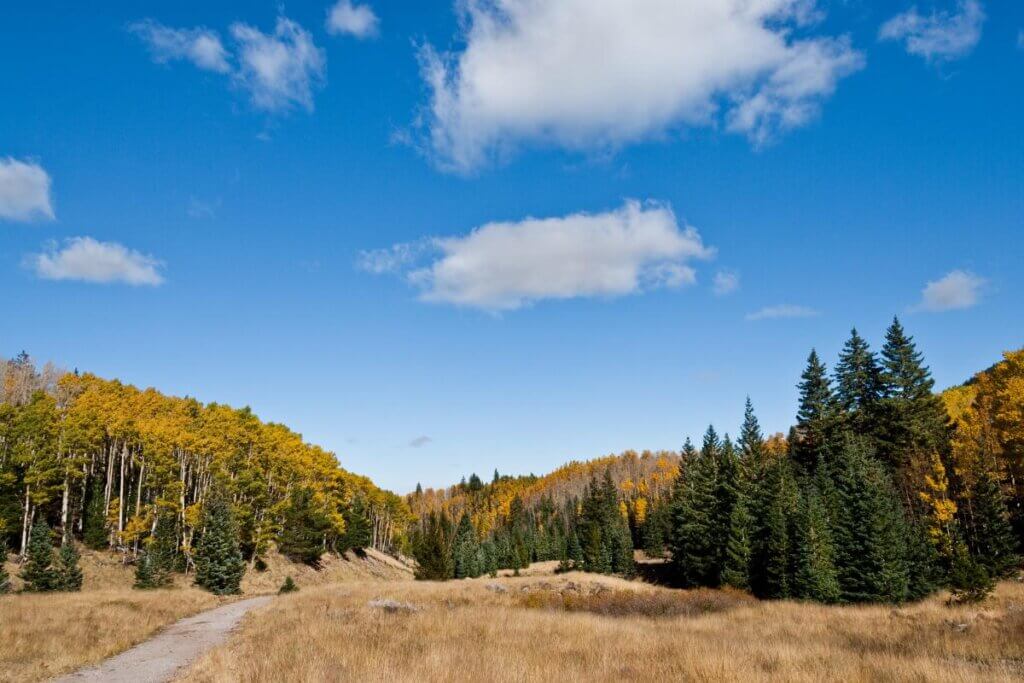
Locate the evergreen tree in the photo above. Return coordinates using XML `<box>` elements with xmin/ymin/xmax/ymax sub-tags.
<box><xmin>738</xmin><ymin>397</ymin><xmax>765</xmax><ymax>464</ymax></box>
<box><xmin>713</xmin><ymin>435</ymin><xmax>741</xmax><ymax>579</ymax></box>
<box><xmin>136</xmin><ymin>510</ymin><xmax>177</xmax><ymax>589</ymax></box>
<box><xmin>134</xmin><ymin>551</ymin><xmax>157</xmax><ymax>589</ymax></box>
<box><xmin>793</xmin><ymin>350</ymin><xmax>837</xmax><ymax>474</ymax></box>
<box><xmin>721</xmin><ymin>496</ymin><xmax>752</xmax><ymax>590</ymax></box>
<box><xmin>413</xmin><ymin>511</ymin><xmax>454</xmax><ymax>580</ymax></box>
<box><xmin>55</xmin><ymin>541</ymin><xmax>84</xmax><ymax>591</ymax></box>
<box><xmin>278</xmin><ymin>487</ymin><xmax>330</xmax><ymax>566</ymax></box>
<box><xmin>194</xmin><ymin>492</ymin><xmax>245</xmax><ymax>595</ymax></box>
<box><xmin>0</xmin><ymin>539</ymin><xmax>11</xmax><ymax>594</ymax></box>
<box><xmin>20</xmin><ymin>521</ymin><xmax>58</xmax><ymax>592</ymax></box>
<box><xmin>279</xmin><ymin>576</ymin><xmax>298</xmax><ymax>594</ymax></box>
<box><xmin>965</xmin><ymin>465</ymin><xmax>1020</xmax><ymax>578</ymax></box>
<box><xmin>834</xmin><ymin>328</ymin><xmax>884</xmax><ymax>439</ymax></box>
<box><xmin>343</xmin><ymin>496</ymin><xmax>373</xmax><ymax>551</ymax></box>
<box><xmin>453</xmin><ymin>512</ymin><xmax>480</xmax><ymax>579</ymax></box>
<box><xmin>792</xmin><ymin>486</ymin><xmax>840</xmax><ymax>603</ymax></box>
<box><xmin>749</xmin><ymin>458</ymin><xmax>797</xmax><ymax>599</ymax></box>
<box><xmin>948</xmin><ymin>542</ymin><xmax>995</xmax><ymax>604</ymax></box>
<box><xmin>669</xmin><ymin>427</ymin><xmax>720</xmax><ymax>587</ymax></box>
<box><xmin>82</xmin><ymin>477</ymin><xmax>108</xmax><ymax>550</ymax></box>
<box><xmin>832</xmin><ymin>440</ymin><xmax>910</xmax><ymax>603</ymax></box>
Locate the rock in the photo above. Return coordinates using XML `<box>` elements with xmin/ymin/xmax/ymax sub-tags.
<box><xmin>368</xmin><ymin>599</ymin><xmax>419</xmax><ymax>613</ymax></box>
<box><xmin>485</xmin><ymin>583</ymin><xmax>507</xmax><ymax>593</ymax></box>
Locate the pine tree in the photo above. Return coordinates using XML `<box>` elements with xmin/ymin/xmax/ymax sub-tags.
<box><xmin>749</xmin><ymin>458</ymin><xmax>797</xmax><ymax>599</ymax></box>
<box><xmin>832</xmin><ymin>439</ymin><xmax>910</xmax><ymax>603</ymax></box>
<box><xmin>721</xmin><ymin>496</ymin><xmax>753</xmax><ymax>590</ymax></box>
<box><xmin>194</xmin><ymin>492</ymin><xmax>245</xmax><ymax>595</ymax></box>
<box><xmin>792</xmin><ymin>486</ymin><xmax>840</xmax><ymax>603</ymax></box>
<box><xmin>793</xmin><ymin>350</ymin><xmax>837</xmax><ymax>474</ymax></box>
<box><xmin>20</xmin><ymin>521</ymin><xmax>58</xmax><ymax>592</ymax></box>
<box><xmin>713</xmin><ymin>436</ymin><xmax>741</xmax><ymax>579</ymax></box>
<box><xmin>738</xmin><ymin>397</ymin><xmax>765</xmax><ymax>464</ymax></box>
<box><xmin>278</xmin><ymin>487</ymin><xmax>330</xmax><ymax>566</ymax></box>
<box><xmin>134</xmin><ymin>551</ymin><xmax>157</xmax><ymax>589</ymax></box>
<box><xmin>0</xmin><ymin>540</ymin><xmax>11</xmax><ymax>594</ymax></box>
<box><xmin>136</xmin><ymin>511</ymin><xmax>176</xmax><ymax>589</ymax></box>
<box><xmin>55</xmin><ymin>541</ymin><xmax>84</xmax><ymax>591</ymax></box>
<box><xmin>834</xmin><ymin>328</ymin><xmax>884</xmax><ymax>439</ymax></box>
<box><xmin>82</xmin><ymin>477</ymin><xmax>108</xmax><ymax>550</ymax></box>
<box><xmin>453</xmin><ymin>512</ymin><xmax>480</xmax><ymax>579</ymax></box>
<box><xmin>966</xmin><ymin>464</ymin><xmax>1020</xmax><ymax>578</ymax></box>
<box><xmin>413</xmin><ymin>511</ymin><xmax>454</xmax><ymax>580</ymax></box>
<box><xmin>948</xmin><ymin>541</ymin><xmax>994</xmax><ymax>604</ymax></box>
<box><xmin>343</xmin><ymin>496</ymin><xmax>373</xmax><ymax>551</ymax></box>
<box><xmin>669</xmin><ymin>428</ymin><xmax>720</xmax><ymax>587</ymax></box>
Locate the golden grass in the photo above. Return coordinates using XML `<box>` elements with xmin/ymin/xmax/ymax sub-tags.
<box><xmin>0</xmin><ymin>587</ymin><xmax>223</xmax><ymax>682</ymax></box>
<box><xmin>181</xmin><ymin>572</ymin><xmax>1024</xmax><ymax>683</ymax></box>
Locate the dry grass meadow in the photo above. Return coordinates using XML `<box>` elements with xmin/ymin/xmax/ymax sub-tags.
<box><xmin>181</xmin><ymin>571</ymin><xmax>1024</xmax><ymax>683</ymax></box>
<box><xmin>0</xmin><ymin>546</ymin><xmax>412</xmax><ymax>682</ymax></box>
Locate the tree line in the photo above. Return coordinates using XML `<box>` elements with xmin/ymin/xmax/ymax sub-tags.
<box><xmin>0</xmin><ymin>355</ymin><xmax>411</xmax><ymax>594</ymax></box>
<box><xmin>408</xmin><ymin>319</ymin><xmax>1021</xmax><ymax>603</ymax></box>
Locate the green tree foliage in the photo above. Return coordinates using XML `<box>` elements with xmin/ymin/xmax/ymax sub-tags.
<box><xmin>55</xmin><ymin>541</ymin><xmax>84</xmax><ymax>591</ymax></box>
<box><xmin>964</xmin><ymin>465</ymin><xmax>1019</xmax><ymax>578</ymax></box>
<box><xmin>82</xmin><ymin>478</ymin><xmax>108</xmax><ymax>551</ymax></box>
<box><xmin>279</xmin><ymin>576</ymin><xmax>298</xmax><ymax>594</ymax></box>
<box><xmin>194</xmin><ymin>492</ymin><xmax>245</xmax><ymax>595</ymax></box>
<box><xmin>20</xmin><ymin>521</ymin><xmax>58</xmax><ymax>592</ymax></box>
<box><xmin>670</xmin><ymin>427</ymin><xmax>722</xmax><ymax>587</ymax></box>
<box><xmin>343</xmin><ymin>495</ymin><xmax>374</xmax><ymax>551</ymax></box>
<box><xmin>792</xmin><ymin>350</ymin><xmax>837</xmax><ymax>474</ymax></box>
<box><xmin>0</xmin><ymin>540</ymin><xmax>11</xmax><ymax>594</ymax></box>
<box><xmin>834</xmin><ymin>328</ymin><xmax>884</xmax><ymax>440</ymax></box>
<box><xmin>136</xmin><ymin>510</ymin><xmax>177</xmax><ymax>589</ymax></box>
<box><xmin>413</xmin><ymin>511</ymin><xmax>454</xmax><ymax>580</ymax></box>
<box><xmin>453</xmin><ymin>512</ymin><xmax>481</xmax><ymax>579</ymax></box>
<box><xmin>277</xmin><ymin>488</ymin><xmax>330</xmax><ymax>566</ymax></box>
<box><xmin>793</xmin><ymin>487</ymin><xmax>840</xmax><ymax>603</ymax></box>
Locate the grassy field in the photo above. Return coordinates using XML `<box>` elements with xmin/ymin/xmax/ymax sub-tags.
<box><xmin>181</xmin><ymin>572</ymin><xmax>1024</xmax><ymax>683</ymax></box>
<box><xmin>0</xmin><ymin>547</ymin><xmax>412</xmax><ymax>682</ymax></box>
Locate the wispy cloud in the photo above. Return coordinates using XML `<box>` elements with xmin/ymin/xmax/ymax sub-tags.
<box><xmin>712</xmin><ymin>269</ymin><xmax>740</xmax><ymax>296</ymax></box>
<box><xmin>879</xmin><ymin>0</ymin><xmax>985</xmax><ymax>63</ymax></box>
<box><xmin>408</xmin><ymin>435</ymin><xmax>432</xmax><ymax>448</ymax></box>
<box><xmin>746</xmin><ymin>304</ymin><xmax>820</xmax><ymax>321</ymax></box>
<box><xmin>0</xmin><ymin>157</ymin><xmax>54</xmax><ymax>222</ymax></box>
<box><xmin>326</xmin><ymin>0</ymin><xmax>379</xmax><ymax>39</ymax></box>
<box><xmin>361</xmin><ymin>200</ymin><xmax>715</xmax><ymax>312</ymax></box>
<box><xmin>28</xmin><ymin>237</ymin><xmax>165</xmax><ymax>286</ymax></box>
<box><xmin>912</xmin><ymin>269</ymin><xmax>985</xmax><ymax>312</ymax></box>
<box><xmin>131</xmin><ymin>15</ymin><xmax>325</xmax><ymax>113</ymax></box>
<box><xmin>129</xmin><ymin>20</ymin><xmax>231</xmax><ymax>73</ymax></box>
<box><xmin>417</xmin><ymin>0</ymin><xmax>863</xmax><ymax>171</ymax></box>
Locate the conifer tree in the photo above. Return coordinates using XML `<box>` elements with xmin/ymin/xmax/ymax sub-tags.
<box><xmin>194</xmin><ymin>493</ymin><xmax>245</xmax><ymax>595</ymax></box>
<box><xmin>793</xmin><ymin>350</ymin><xmax>837</xmax><ymax>474</ymax></box>
<box><xmin>713</xmin><ymin>436</ymin><xmax>741</xmax><ymax>577</ymax></box>
<box><xmin>749</xmin><ymin>458</ymin><xmax>797</xmax><ymax>599</ymax></box>
<box><xmin>343</xmin><ymin>496</ymin><xmax>373</xmax><ymax>550</ymax></box>
<box><xmin>279</xmin><ymin>576</ymin><xmax>298</xmax><ymax>594</ymax></box>
<box><xmin>278</xmin><ymin>487</ymin><xmax>330</xmax><ymax>566</ymax></box>
<box><xmin>453</xmin><ymin>512</ymin><xmax>480</xmax><ymax>579</ymax></box>
<box><xmin>82</xmin><ymin>477</ymin><xmax>108</xmax><ymax>550</ymax></box>
<box><xmin>55</xmin><ymin>541</ymin><xmax>84</xmax><ymax>591</ymax></box>
<box><xmin>793</xmin><ymin>486</ymin><xmax>840</xmax><ymax>603</ymax></box>
<box><xmin>413</xmin><ymin>511</ymin><xmax>454</xmax><ymax>580</ymax></box>
<box><xmin>832</xmin><ymin>440</ymin><xmax>910</xmax><ymax>603</ymax></box>
<box><xmin>670</xmin><ymin>427</ymin><xmax>720</xmax><ymax>587</ymax></box>
<box><xmin>136</xmin><ymin>511</ymin><xmax>176</xmax><ymax>589</ymax></box>
<box><xmin>738</xmin><ymin>397</ymin><xmax>765</xmax><ymax>464</ymax></box>
<box><xmin>834</xmin><ymin>328</ymin><xmax>884</xmax><ymax>439</ymax></box>
<box><xmin>965</xmin><ymin>464</ymin><xmax>1019</xmax><ymax>578</ymax></box>
<box><xmin>0</xmin><ymin>540</ymin><xmax>11</xmax><ymax>594</ymax></box>
<box><xmin>134</xmin><ymin>551</ymin><xmax>157</xmax><ymax>589</ymax></box>
<box><xmin>21</xmin><ymin>521</ymin><xmax>58</xmax><ymax>592</ymax></box>
<box><xmin>721</xmin><ymin>496</ymin><xmax>753</xmax><ymax>590</ymax></box>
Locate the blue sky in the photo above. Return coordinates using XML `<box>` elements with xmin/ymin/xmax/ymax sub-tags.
<box><xmin>2</xmin><ymin>1</ymin><xmax>1022</xmax><ymax>492</ymax></box>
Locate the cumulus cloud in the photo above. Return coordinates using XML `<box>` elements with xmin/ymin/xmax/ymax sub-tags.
<box><xmin>129</xmin><ymin>20</ymin><xmax>231</xmax><ymax>73</ymax></box>
<box><xmin>713</xmin><ymin>269</ymin><xmax>740</xmax><ymax>296</ymax></box>
<box><xmin>326</xmin><ymin>0</ymin><xmax>379</xmax><ymax>38</ymax></box>
<box><xmin>913</xmin><ymin>269</ymin><xmax>985</xmax><ymax>312</ymax></box>
<box><xmin>362</xmin><ymin>200</ymin><xmax>714</xmax><ymax>311</ymax></box>
<box><xmin>0</xmin><ymin>158</ymin><xmax>54</xmax><ymax>222</ymax></box>
<box><xmin>231</xmin><ymin>17</ymin><xmax>326</xmax><ymax>112</ymax></box>
<box><xmin>408</xmin><ymin>436</ymin><xmax>432</xmax><ymax>448</ymax></box>
<box><xmin>29</xmin><ymin>237</ymin><xmax>164</xmax><ymax>286</ymax></box>
<box><xmin>746</xmin><ymin>304</ymin><xmax>819</xmax><ymax>321</ymax></box>
<box><xmin>418</xmin><ymin>0</ymin><xmax>864</xmax><ymax>171</ymax></box>
<box><xmin>132</xmin><ymin>16</ymin><xmax>325</xmax><ymax>113</ymax></box>
<box><xmin>879</xmin><ymin>0</ymin><xmax>985</xmax><ymax>63</ymax></box>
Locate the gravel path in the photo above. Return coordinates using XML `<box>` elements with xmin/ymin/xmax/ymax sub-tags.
<box><xmin>52</xmin><ymin>596</ymin><xmax>272</xmax><ymax>683</ymax></box>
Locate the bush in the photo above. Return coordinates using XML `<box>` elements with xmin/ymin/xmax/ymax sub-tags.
<box><xmin>279</xmin><ymin>576</ymin><xmax>298</xmax><ymax>594</ymax></box>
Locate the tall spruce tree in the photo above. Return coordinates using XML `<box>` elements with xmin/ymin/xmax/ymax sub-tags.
<box><xmin>749</xmin><ymin>458</ymin><xmax>798</xmax><ymax>599</ymax></box>
<box><xmin>82</xmin><ymin>477</ymin><xmax>108</xmax><ymax>550</ymax></box>
<box><xmin>194</xmin><ymin>492</ymin><xmax>245</xmax><ymax>595</ymax></box>
<box><xmin>137</xmin><ymin>510</ymin><xmax>177</xmax><ymax>589</ymax></box>
<box><xmin>832</xmin><ymin>439</ymin><xmax>910</xmax><ymax>603</ymax></box>
<box><xmin>413</xmin><ymin>511</ymin><xmax>454</xmax><ymax>580</ymax></box>
<box><xmin>278</xmin><ymin>487</ymin><xmax>330</xmax><ymax>566</ymax></box>
<box><xmin>834</xmin><ymin>328</ymin><xmax>884</xmax><ymax>439</ymax></box>
<box><xmin>670</xmin><ymin>427</ymin><xmax>721</xmax><ymax>587</ymax></box>
<box><xmin>793</xmin><ymin>350</ymin><xmax>837</xmax><ymax>474</ymax></box>
<box><xmin>965</xmin><ymin>464</ymin><xmax>1020</xmax><ymax>578</ymax></box>
<box><xmin>721</xmin><ymin>496</ymin><xmax>753</xmax><ymax>590</ymax></box>
<box><xmin>343</xmin><ymin>496</ymin><xmax>373</xmax><ymax>550</ymax></box>
<box><xmin>453</xmin><ymin>512</ymin><xmax>481</xmax><ymax>579</ymax></box>
<box><xmin>738</xmin><ymin>397</ymin><xmax>765</xmax><ymax>464</ymax></box>
<box><xmin>792</xmin><ymin>485</ymin><xmax>840</xmax><ymax>603</ymax></box>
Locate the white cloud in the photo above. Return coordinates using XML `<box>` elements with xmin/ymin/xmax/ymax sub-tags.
<box><xmin>326</xmin><ymin>1</ymin><xmax>379</xmax><ymax>39</ymax></box>
<box><xmin>29</xmin><ymin>237</ymin><xmax>164</xmax><ymax>286</ymax></box>
<box><xmin>0</xmin><ymin>158</ymin><xmax>54</xmax><ymax>222</ymax></box>
<box><xmin>418</xmin><ymin>0</ymin><xmax>864</xmax><ymax>171</ymax></box>
<box><xmin>129</xmin><ymin>20</ymin><xmax>231</xmax><ymax>73</ymax></box>
<box><xmin>879</xmin><ymin>0</ymin><xmax>985</xmax><ymax>63</ymax></box>
<box><xmin>713</xmin><ymin>269</ymin><xmax>740</xmax><ymax>296</ymax></box>
<box><xmin>357</xmin><ymin>240</ymin><xmax>430</xmax><ymax>275</ymax></box>
<box><xmin>914</xmin><ymin>269</ymin><xmax>984</xmax><ymax>312</ymax></box>
<box><xmin>231</xmin><ymin>17</ymin><xmax>326</xmax><ymax>112</ymax></box>
<box><xmin>746</xmin><ymin>304</ymin><xmax>819</xmax><ymax>321</ymax></box>
<box><xmin>363</xmin><ymin>200</ymin><xmax>714</xmax><ymax>311</ymax></box>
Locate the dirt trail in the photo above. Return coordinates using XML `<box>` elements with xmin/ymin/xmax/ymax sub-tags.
<box><xmin>51</xmin><ymin>596</ymin><xmax>272</xmax><ymax>683</ymax></box>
